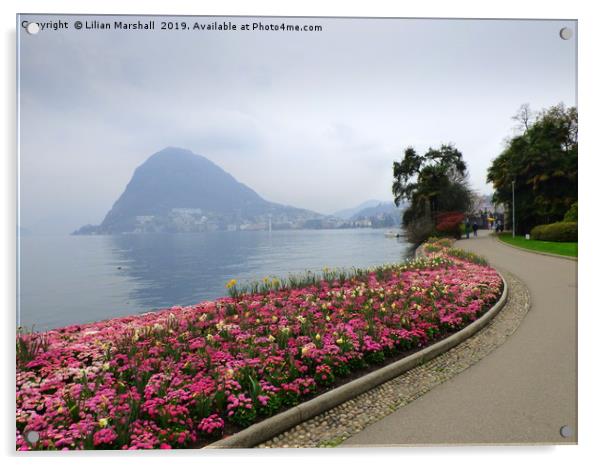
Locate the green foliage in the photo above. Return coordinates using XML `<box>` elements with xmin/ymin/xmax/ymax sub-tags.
<box><xmin>487</xmin><ymin>104</ymin><xmax>577</xmax><ymax>234</ymax></box>
<box><xmin>563</xmin><ymin>202</ymin><xmax>578</xmax><ymax>222</ymax></box>
<box><xmin>223</xmin><ymin>255</ymin><xmax>460</xmax><ymax>299</ymax></box>
<box><xmin>364</xmin><ymin>350</ymin><xmax>386</xmax><ymax>365</ymax></box>
<box><xmin>16</xmin><ymin>327</ymin><xmax>49</xmax><ymax>368</ymax></box>
<box><xmin>405</xmin><ymin>214</ymin><xmax>435</xmax><ymax>244</ymax></box>
<box><xmin>443</xmin><ymin>247</ymin><xmax>489</xmax><ymax>266</ymax></box>
<box><xmin>530</xmin><ymin>222</ymin><xmax>577</xmax><ymax>242</ymax></box>
<box><xmin>393</xmin><ymin>145</ymin><xmax>467</xmax><ymax>205</ymax></box>
<box><xmin>393</xmin><ymin>144</ymin><xmax>473</xmax><ymax>243</ymax></box>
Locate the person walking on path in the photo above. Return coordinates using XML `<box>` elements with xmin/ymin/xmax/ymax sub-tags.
<box><xmin>464</xmin><ymin>219</ymin><xmax>471</xmax><ymax>239</ymax></box>
<box><xmin>472</xmin><ymin>222</ymin><xmax>478</xmax><ymax>237</ymax></box>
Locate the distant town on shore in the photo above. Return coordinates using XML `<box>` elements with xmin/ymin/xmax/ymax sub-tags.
<box><xmin>73</xmin><ymin>147</ymin><xmax>416</xmax><ymax>235</ymax></box>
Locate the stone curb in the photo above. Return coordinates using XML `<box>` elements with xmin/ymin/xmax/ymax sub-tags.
<box><xmin>205</xmin><ymin>274</ymin><xmax>509</xmax><ymax>449</ymax></box>
<box><xmin>495</xmin><ymin>235</ymin><xmax>577</xmax><ymax>261</ymax></box>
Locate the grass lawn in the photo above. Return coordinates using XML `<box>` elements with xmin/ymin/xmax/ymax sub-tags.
<box><xmin>498</xmin><ymin>233</ymin><xmax>577</xmax><ymax>257</ymax></box>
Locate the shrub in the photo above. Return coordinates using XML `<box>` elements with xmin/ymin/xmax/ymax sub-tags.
<box><xmin>406</xmin><ymin>215</ymin><xmax>435</xmax><ymax>244</ymax></box>
<box><xmin>530</xmin><ymin>222</ymin><xmax>577</xmax><ymax>242</ymax></box>
<box><xmin>563</xmin><ymin>202</ymin><xmax>578</xmax><ymax>222</ymax></box>
<box><xmin>435</xmin><ymin>211</ymin><xmax>465</xmax><ymax>238</ymax></box>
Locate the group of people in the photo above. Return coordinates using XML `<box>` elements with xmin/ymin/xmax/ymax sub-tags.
<box><xmin>464</xmin><ymin>218</ymin><xmax>504</xmax><ymax>238</ymax></box>
<box><xmin>464</xmin><ymin>220</ymin><xmax>479</xmax><ymax>239</ymax></box>
<box><xmin>494</xmin><ymin>219</ymin><xmax>504</xmax><ymax>233</ymax></box>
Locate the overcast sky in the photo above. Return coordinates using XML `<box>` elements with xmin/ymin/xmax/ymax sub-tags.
<box><xmin>18</xmin><ymin>16</ymin><xmax>576</xmax><ymax>234</ymax></box>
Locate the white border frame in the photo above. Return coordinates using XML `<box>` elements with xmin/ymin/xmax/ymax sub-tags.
<box><xmin>3</xmin><ymin>1</ymin><xmax>600</xmax><ymax>464</ymax></box>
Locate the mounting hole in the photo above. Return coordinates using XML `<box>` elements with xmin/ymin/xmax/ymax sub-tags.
<box><xmin>26</xmin><ymin>22</ymin><xmax>40</xmax><ymax>35</ymax></box>
<box><xmin>25</xmin><ymin>430</ymin><xmax>40</xmax><ymax>444</ymax></box>
<box><xmin>559</xmin><ymin>425</ymin><xmax>573</xmax><ymax>438</ymax></box>
<box><xmin>559</xmin><ymin>27</ymin><xmax>573</xmax><ymax>40</ymax></box>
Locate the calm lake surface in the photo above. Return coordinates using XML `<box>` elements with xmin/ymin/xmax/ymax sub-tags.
<box><xmin>18</xmin><ymin>229</ymin><xmax>412</xmax><ymax>330</ymax></box>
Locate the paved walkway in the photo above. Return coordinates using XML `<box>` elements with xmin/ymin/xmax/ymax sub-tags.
<box><xmin>343</xmin><ymin>230</ymin><xmax>577</xmax><ymax>445</ymax></box>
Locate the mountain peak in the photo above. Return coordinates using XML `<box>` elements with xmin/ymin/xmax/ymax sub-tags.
<box><xmin>73</xmin><ymin>148</ymin><xmax>321</xmax><ymax>234</ymax></box>
<box><xmin>150</xmin><ymin>146</ymin><xmax>194</xmax><ymax>157</ymax></box>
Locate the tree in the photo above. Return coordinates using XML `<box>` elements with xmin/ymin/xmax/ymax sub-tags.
<box><xmin>487</xmin><ymin>103</ymin><xmax>577</xmax><ymax>234</ymax></box>
<box><xmin>393</xmin><ymin>144</ymin><xmax>473</xmax><ymax>242</ymax></box>
<box><xmin>564</xmin><ymin>201</ymin><xmax>577</xmax><ymax>222</ymax></box>
<box><xmin>512</xmin><ymin>103</ymin><xmax>533</xmax><ymax>134</ymax></box>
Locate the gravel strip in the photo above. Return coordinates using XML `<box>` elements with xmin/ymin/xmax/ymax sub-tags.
<box><xmin>256</xmin><ymin>270</ymin><xmax>530</xmax><ymax>448</ymax></box>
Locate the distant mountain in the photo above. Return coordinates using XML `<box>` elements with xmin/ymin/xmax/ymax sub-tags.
<box><xmin>350</xmin><ymin>202</ymin><xmax>402</xmax><ymax>220</ymax></box>
<box><xmin>350</xmin><ymin>201</ymin><xmax>405</xmax><ymax>227</ymax></box>
<box><xmin>73</xmin><ymin>147</ymin><xmax>324</xmax><ymax>234</ymax></box>
<box><xmin>332</xmin><ymin>200</ymin><xmax>388</xmax><ymax>220</ymax></box>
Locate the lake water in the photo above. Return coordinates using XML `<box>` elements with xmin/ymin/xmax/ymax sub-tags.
<box><xmin>18</xmin><ymin>229</ymin><xmax>412</xmax><ymax>330</ymax></box>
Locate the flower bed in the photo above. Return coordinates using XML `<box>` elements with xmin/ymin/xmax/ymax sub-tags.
<box><xmin>16</xmin><ymin>243</ymin><xmax>502</xmax><ymax>450</ymax></box>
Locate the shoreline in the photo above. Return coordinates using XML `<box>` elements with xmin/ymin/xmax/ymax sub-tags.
<box><xmin>17</xmin><ymin>240</ymin><xmax>503</xmax><ymax>450</ymax></box>
<box><xmin>19</xmin><ymin>228</ymin><xmax>412</xmax><ymax>332</ymax></box>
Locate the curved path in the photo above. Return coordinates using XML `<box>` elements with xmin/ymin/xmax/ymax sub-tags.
<box><xmin>343</xmin><ymin>230</ymin><xmax>577</xmax><ymax>445</ymax></box>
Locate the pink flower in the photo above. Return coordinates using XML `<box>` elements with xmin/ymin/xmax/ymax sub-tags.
<box><xmin>93</xmin><ymin>428</ymin><xmax>118</xmax><ymax>447</ymax></box>
<box><xmin>16</xmin><ymin>241</ymin><xmax>501</xmax><ymax>450</ymax></box>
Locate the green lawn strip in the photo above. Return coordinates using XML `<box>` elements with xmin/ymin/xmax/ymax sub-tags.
<box><xmin>498</xmin><ymin>233</ymin><xmax>577</xmax><ymax>257</ymax></box>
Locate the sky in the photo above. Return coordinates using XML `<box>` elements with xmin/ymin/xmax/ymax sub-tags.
<box><xmin>18</xmin><ymin>16</ymin><xmax>577</xmax><ymax>234</ymax></box>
